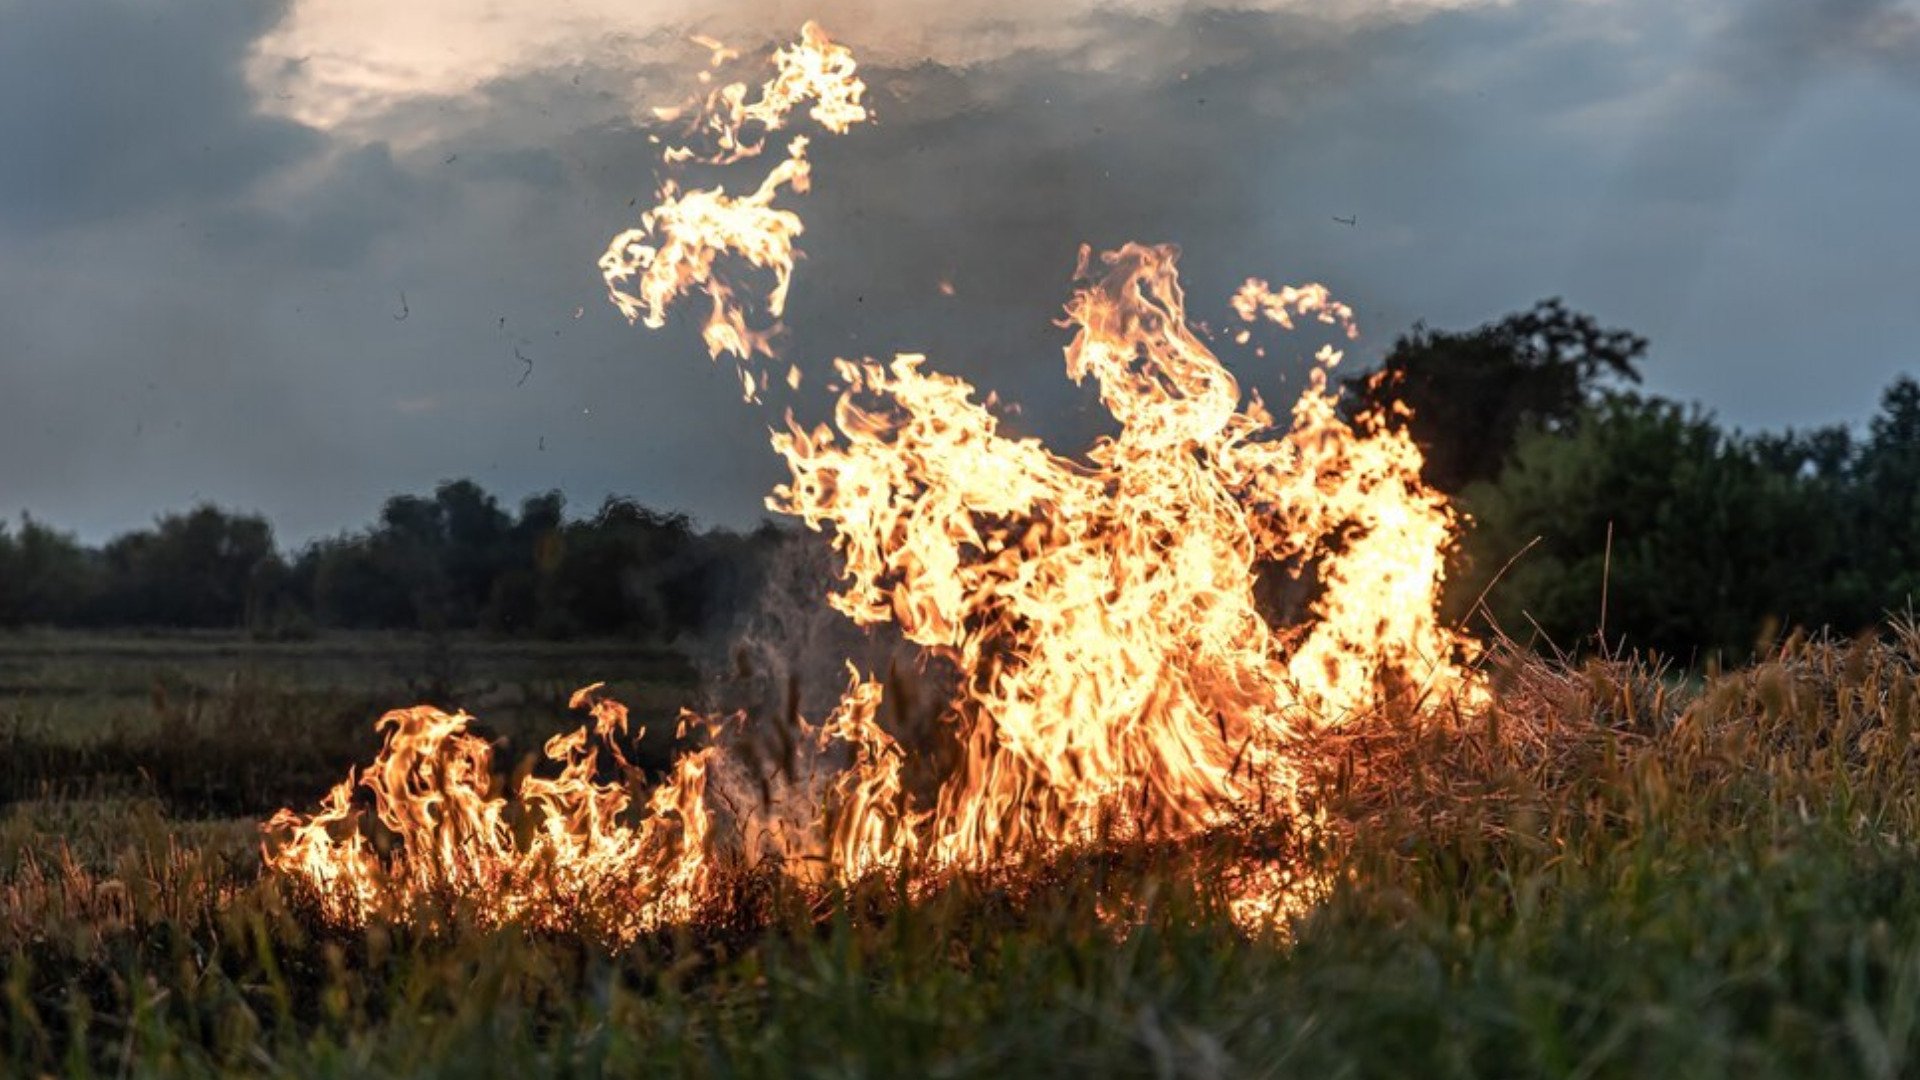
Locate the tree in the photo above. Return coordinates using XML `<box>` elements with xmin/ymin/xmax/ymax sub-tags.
<box><xmin>306</xmin><ymin>536</ymin><xmax>414</xmax><ymax>629</ymax></box>
<box><xmin>482</xmin><ymin>491</ymin><xmax>565</xmax><ymax>635</ymax></box>
<box><xmin>431</xmin><ymin>479</ymin><xmax>513</xmax><ymax>626</ymax></box>
<box><xmin>1350</xmin><ymin>299</ymin><xmax>1647</xmax><ymax>491</ymax></box>
<box><xmin>96</xmin><ymin>506</ymin><xmax>277</xmax><ymax>628</ymax></box>
<box><xmin>548</xmin><ymin>498</ymin><xmax>698</xmax><ymax>639</ymax></box>
<box><xmin>1454</xmin><ymin>394</ymin><xmax>1853</xmax><ymax>661</ymax></box>
<box><xmin>1846</xmin><ymin>376</ymin><xmax>1920</xmax><ymax>622</ymax></box>
<box><xmin>0</xmin><ymin>514</ymin><xmax>99</xmax><ymax>626</ymax></box>
<box><xmin>0</xmin><ymin>481</ymin><xmax>792</xmax><ymax>639</ymax></box>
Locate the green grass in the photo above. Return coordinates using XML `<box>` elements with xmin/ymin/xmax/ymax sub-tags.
<box><xmin>4</xmin><ymin>627</ymin><xmax>1920</xmax><ymax>1076</ymax></box>
<box><xmin>0</xmin><ymin>632</ymin><xmax>694</xmax><ymax>814</ymax></box>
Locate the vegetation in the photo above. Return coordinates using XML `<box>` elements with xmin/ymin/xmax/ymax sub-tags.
<box><xmin>1349</xmin><ymin>301</ymin><xmax>1920</xmax><ymax>661</ymax></box>
<box><xmin>1349</xmin><ymin>298</ymin><xmax>1649</xmax><ymax>492</ymax></box>
<box><xmin>5</xmin><ymin>628</ymin><xmax>1920</xmax><ymax>1075</ymax></box>
<box><xmin>3</xmin><ymin>301</ymin><xmax>1918</xmax><ymax>1075</ymax></box>
<box><xmin>1452</xmin><ymin>386</ymin><xmax>1919</xmax><ymax>660</ymax></box>
<box><xmin>5</xmin><ymin>303</ymin><xmax>1912</xmax><ymax>669</ymax></box>
<box><xmin>0</xmin><ymin>485</ymin><xmax>785</xmax><ymax>642</ymax></box>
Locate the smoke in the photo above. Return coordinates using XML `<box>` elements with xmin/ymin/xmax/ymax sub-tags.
<box><xmin>692</xmin><ymin>530</ymin><xmax>961</xmax><ymax>844</ymax></box>
<box><xmin>699</xmin><ymin>528</ymin><xmax>957</xmax><ymax>720</ymax></box>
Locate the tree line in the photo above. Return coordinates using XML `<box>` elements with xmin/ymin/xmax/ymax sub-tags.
<box><xmin>1351</xmin><ymin>300</ymin><xmax>1920</xmax><ymax>662</ymax></box>
<box><xmin>0</xmin><ymin>482</ymin><xmax>785</xmax><ymax>641</ymax></box>
<box><xmin>2</xmin><ymin>302</ymin><xmax>1916</xmax><ymax>661</ymax></box>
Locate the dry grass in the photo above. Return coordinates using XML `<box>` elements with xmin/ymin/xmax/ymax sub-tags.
<box><xmin>3</xmin><ymin>627</ymin><xmax>1920</xmax><ymax>1076</ymax></box>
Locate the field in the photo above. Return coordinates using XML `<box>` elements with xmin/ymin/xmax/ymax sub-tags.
<box><xmin>5</xmin><ymin>627</ymin><xmax>1920</xmax><ymax>1077</ymax></box>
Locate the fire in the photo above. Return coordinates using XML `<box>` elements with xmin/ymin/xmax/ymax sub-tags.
<box><xmin>266</xmin><ymin>22</ymin><xmax>1480</xmax><ymax>940</ymax></box>
<box><xmin>598</xmin><ymin>20</ymin><xmax>868</xmax><ymax>382</ymax></box>
<box><xmin>265</xmin><ymin>687</ymin><xmax>719</xmax><ymax>937</ymax></box>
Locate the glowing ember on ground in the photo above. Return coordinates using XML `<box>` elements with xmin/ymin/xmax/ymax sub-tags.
<box><xmin>266</xmin><ymin>21</ymin><xmax>1482</xmax><ymax>941</ymax></box>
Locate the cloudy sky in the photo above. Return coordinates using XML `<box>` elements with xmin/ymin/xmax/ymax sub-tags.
<box><xmin>3</xmin><ymin>0</ymin><xmax>1916</xmax><ymax>544</ymax></box>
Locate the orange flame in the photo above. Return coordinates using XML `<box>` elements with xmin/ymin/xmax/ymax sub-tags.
<box><xmin>599</xmin><ymin>20</ymin><xmax>869</xmax><ymax>378</ymax></box>
<box><xmin>267</xmin><ymin>22</ymin><xmax>1480</xmax><ymax>940</ymax></box>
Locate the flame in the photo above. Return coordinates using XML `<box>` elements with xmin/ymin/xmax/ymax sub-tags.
<box><xmin>267</xmin><ymin>22</ymin><xmax>1480</xmax><ymax>940</ymax></box>
<box><xmin>599</xmin><ymin>20</ymin><xmax>869</xmax><ymax>377</ymax></box>
<box><xmin>1230</xmin><ymin>278</ymin><xmax>1359</xmax><ymax>339</ymax></box>
<box><xmin>266</xmin><ymin>687</ymin><xmax>718</xmax><ymax>938</ymax></box>
<box><xmin>769</xmin><ymin>242</ymin><xmax>1478</xmax><ymax>872</ymax></box>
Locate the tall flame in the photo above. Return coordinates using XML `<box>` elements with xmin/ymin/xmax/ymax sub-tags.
<box><xmin>267</xmin><ymin>22</ymin><xmax>1480</xmax><ymax>940</ymax></box>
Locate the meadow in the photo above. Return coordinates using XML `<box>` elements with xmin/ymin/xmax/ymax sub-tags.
<box><xmin>5</xmin><ymin>626</ymin><xmax>1920</xmax><ymax>1077</ymax></box>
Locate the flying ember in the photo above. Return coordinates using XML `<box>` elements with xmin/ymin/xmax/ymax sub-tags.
<box><xmin>265</xmin><ymin>21</ymin><xmax>1483</xmax><ymax>942</ymax></box>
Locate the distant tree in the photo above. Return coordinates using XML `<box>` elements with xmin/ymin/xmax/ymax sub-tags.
<box><xmin>1454</xmin><ymin>394</ymin><xmax>1862</xmax><ymax>660</ymax></box>
<box><xmin>677</xmin><ymin>519</ymin><xmax>793</xmax><ymax>640</ymax></box>
<box><xmin>482</xmin><ymin>491</ymin><xmax>566</xmax><ymax>635</ymax></box>
<box><xmin>0</xmin><ymin>514</ymin><xmax>99</xmax><ymax>626</ymax></box>
<box><xmin>0</xmin><ymin>481</ymin><xmax>798</xmax><ymax>640</ymax></box>
<box><xmin>431</xmin><ymin>479</ymin><xmax>512</xmax><ymax>626</ymax></box>
<box><xmin>1846</xmin><ymin>376</ymin><xmax>1920</xmax><ymax>621</ymax></box>
<box><xmin>96</xmin><ymin>506</ymin><xmax>276</xmax><ymax>628</ymax></box>
<box><xmin>286</xmin><ymin>482</ymin><xmax>768</xmax><ymax>640</ymax></box>
<box><xmin>549</xmin><ymin>498</ymin><xmax>698</xmax><ymax>639</ymax></box>
<box><xmin>306</xmin><ymin>536</ymin><xmax>414</xmax><ymax>629</ymax></box>
<box><xmin>242</xmin><ymin>552</ymin><xmax>313</xmax><ymax>638</ymax></box>
<box><xmin>1350</xmin><ymin>299</ymin><xmax>1648</xmax><ymax>491</ymax></box>
<box><xmin>372</xmin><ymin>492</ymin><xmax>453</xmax><ymax>628</ymax></box>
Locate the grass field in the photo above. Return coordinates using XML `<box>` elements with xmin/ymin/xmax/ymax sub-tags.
<box><xmin>5</xmin><ymin>627</ymin><xmax>1920</xmax><ymax>1077</ymax></box>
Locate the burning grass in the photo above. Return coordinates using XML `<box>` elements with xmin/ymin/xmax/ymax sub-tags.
<box><xmin>6</xmin><ymin>628</ymin><xmax>1920</xmax><ymax>1075</ymax></box>
<box><xmin>10</xmin><ymin>21</ymin><xmax>1918</xmax><ymax>1076</ymax></box>
<box><xmin>264</xmin><ymin>23</ymin><xmax>1492</xmax><ymax>941</ymax></box>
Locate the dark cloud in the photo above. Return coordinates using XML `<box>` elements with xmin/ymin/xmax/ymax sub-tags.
<box><xmin>1</xmin><ymin>0</ymin><xmax>1916</xmax><ymax>545</ymax></box>
<box><xmin>1562</xmin><ymin>0</ymin><xmax>1920</xmax><ymax>411</ymax></box>
<box><xmin>202</xmin><ymin>142</ymin><xmax>429</xmax><ymax>269</ymax></box>
<box><xmin>1722</xmin><ymin>0</ymin><xmax>1920</xmax><ymax>87</ymax></box>
<box><xmin>1605</xmin><ymin>0</ymin><xmax>1918</xmax><ymax>205</ymax></box>
<box><xmin>0</xmin><ymin>0</ymin><xmax>319</xmax><ymax>234</ymax></box>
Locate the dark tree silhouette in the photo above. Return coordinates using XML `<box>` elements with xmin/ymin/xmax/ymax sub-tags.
<box><xmin>1350</xmin><ymin>299</ymin><xmax>1647</xmax><ymax>491</ymax></box>
<box><xmin>0</xmin><ymin>514</ymin><xmax>97</xmax><ymax>626</ymax></box>
<box><xmin>97</xmin><ymin>506</ymin><xmax>277</xmax><ymax>628</ymax></box>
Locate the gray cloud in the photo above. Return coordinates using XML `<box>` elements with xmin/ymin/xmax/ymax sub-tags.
<box><xmin>1723</xmin><ymin>0</ymin><xmax>1920</xmax><ymax>86</ymax></box>
<box><xmin>2</xmin><ymin>0</ymin><xmax>1917</xmax><ymax>547</ymax></box>
<box><xmin>0</xmin><ymin>0</ymin><xmax>319</xmax><ymax>235</ymax></box>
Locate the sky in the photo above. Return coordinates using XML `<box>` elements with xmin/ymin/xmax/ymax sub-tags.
<box><xmin>2</xmin><ymin>0</ymin><xmax>1916</xmax><ymax>545</ymax></box>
